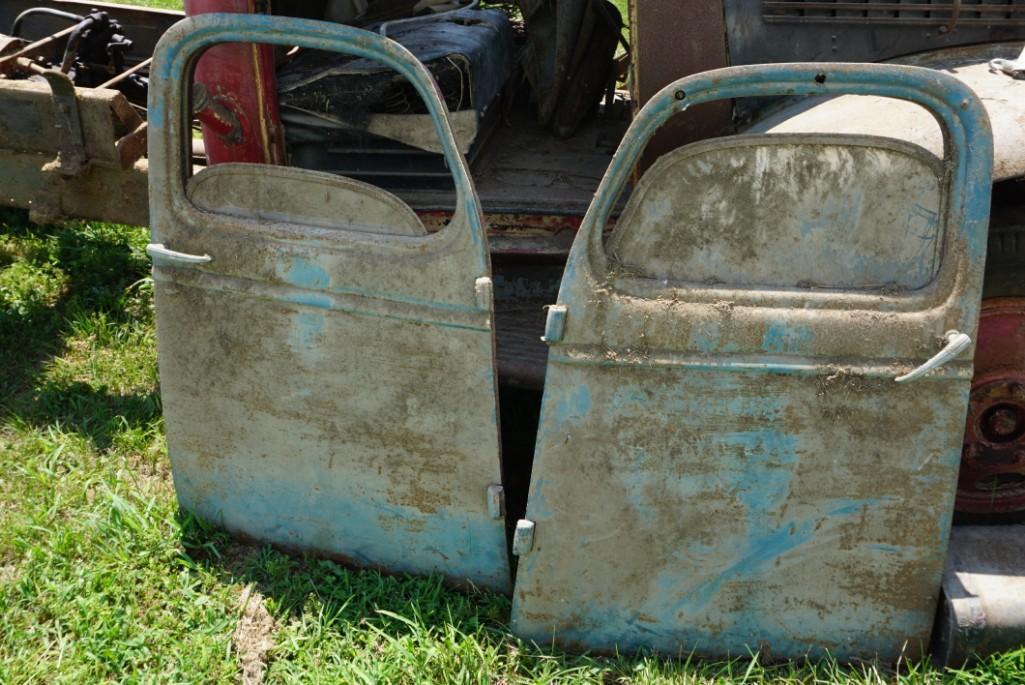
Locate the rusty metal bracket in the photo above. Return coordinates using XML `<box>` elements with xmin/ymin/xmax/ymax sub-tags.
<box><xmin>40</xmin><ymin>69</ymin><xmax>88</xmax><ymax>177</ymax></box>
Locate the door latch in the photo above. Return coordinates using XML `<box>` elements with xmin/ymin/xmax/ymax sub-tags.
<box><xmin>146</xmin><ymin>243</ymin><xmax>212</xmax><ymax>267</ymax></box>
<box><xmin>895</xmin><ymin>330</ymin><xmax>972</xmax><ymax>383</ymax></box>
<box><xmin>512</xmin><ymin>519</ymin><xmax>535</xmax><ymax>556</ymax></box>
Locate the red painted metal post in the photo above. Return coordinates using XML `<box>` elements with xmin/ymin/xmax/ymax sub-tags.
<box><xmin>184</xmin><ymin>0</ymin><xmax>285</xmax><ymax>165</ymax></box>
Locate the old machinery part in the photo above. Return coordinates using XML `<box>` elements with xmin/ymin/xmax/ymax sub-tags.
<box><xmin>191</xmin><ymin>82</ymin><xmax>244</xmax><ymax>144</ymax></box>
<box><xmin>0</xmin><ymin>9</ymin><xmax>148</xmax><ymax>104</ymax></box>
<box><xmin>510</xmin><ymin>62</ymin><xmax>992</xmax><ymax>661</ymax></box>
<box><xmin>40</xmin><ymin>69</ymin><xmax>88</xmax><ymax>177</ymax></box>
<box><xmin>956</xmin><ymin>198</ymin><xmax>1025</xmax><ymax>522</ymax></box>
<box><xmin>933</xmin><ymin>525</ymin><xmax>1025</xmax><ymax>666</ymax></box>
<box><xmin>184</xmin><ymin>0</ymin><xmax>285</xmax><ymax>165</ymax></box>
<box><xmin>10</xmin><ymin>8</ymin><xmax>83</xmax><ymax>38</ymax></box>
<box><xmin>958</xmin><ymin>299</ymin><xmax>1025</xmax><ymax>520</ymax></box>
<box><xmin>148</xmin><ymin>12</ymin><xmax>510</xmax><ymax>591</ymax></box>
<box><xmin>58</xmin><ymin>11</ymin><xmax>136</xmax><ymax>85</ymax></box>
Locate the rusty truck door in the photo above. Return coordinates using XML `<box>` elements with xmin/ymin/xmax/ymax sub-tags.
<box><xmin>511</xmin><ymin>64</ymin><xmax>992</xmax><ymax>658</ymax></box>
<box><xmin>147</xmin><ymin>15</ymin><xmax>510</xmax><ymax>591</ymax></box>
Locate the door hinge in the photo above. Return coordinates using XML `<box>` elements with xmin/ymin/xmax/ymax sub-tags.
<box><xmin>486</xmin><ymin>484</ymin><xmax>505</xmax><ymax>520</ymax></box>
<box><xmin>542</xmin><ymin>304</ymin><xmax>567</xmax><ymax>344</ymax></box>
<box><xmin>513</xmin><ymin>519</ymin><xmax>535</xmax><ymax>556</ymax></box>
<box><xmin>475</xmin><ymin>276</ymin><xmax>492</xmax><ymax>309</ymax></box>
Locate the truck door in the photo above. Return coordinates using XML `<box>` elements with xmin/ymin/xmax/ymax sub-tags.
<box><xmin>147</xmin><ymin>14</ymin><xmax>510</xmax><ymax>592</ymax></box>
<box><xmin>511</xmin><ymin>64</ymin><xmax>993</xmax><ymax>658</ymax></box>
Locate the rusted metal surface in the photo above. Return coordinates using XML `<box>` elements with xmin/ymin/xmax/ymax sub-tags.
<box><xmin>185</xmin><ymin>0</ymin><xmax>284</xmax><ymax>165</ymax></box>
<box><xmin>932</xmin><ymin>525</ymin><xmax>1025</xmax><ymax>665</ymax></box>
<box><xmin>629</xmin><ymin>0</ymin><xmax>732</xmax><ymax>166</ymax></box>
<box><xmin>0</xmin><ymin>75</ymin><xmax>148</xmax><ymax>223</ymax></box>
<box><xmin>148</xmin><ymin>14</ymin><xmax>510</xmax><ymax>591</ymax></box>
<box><xmin>511</xmin><ymin>63</ymin><xmax>992</xmax><ymax>660</ymax></box>
<box><xmin>958</xmin><ymin>298</ymin><xmax>1025</xmax><ymax>517</ymax></box>
<box><xmin>0</xmin><ymin>153</ymin><xmax>148</xmax><ymax>225</ymax></box>
<box><xmin>747</xmin><ymin>42</ymin><xmax>1025</xmax><ymax>181</ymax></box>
<box><xmin>0</xmin><ymin>78</ymin><xmax>141</xmax><ymax>165</ymax></box>
<box><xmin>418</xmin><ymin>211</ymin><xmax>582</xmax><ymax>256</ymax></box>
<box><xmin>0</xmin><ymin>24</ymin><xmax>76</xmax><ymax>72</ymax></box>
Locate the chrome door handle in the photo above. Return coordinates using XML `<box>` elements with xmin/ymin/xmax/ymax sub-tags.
<box><xmin>146</xmin><ymin>243</ymin><xmax>212</xmax><ymax>267</ymax></box>
<box><xmin>895</xmin><ymin>330</ymin><xmax>972</xmax><ymax>383</ymax></box>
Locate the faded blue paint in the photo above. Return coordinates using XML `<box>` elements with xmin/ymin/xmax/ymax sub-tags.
<box><xmin>761</xmin><ymin>322</ymin><xmax>814</xmax><ymax>354</ymax></box>
<box><xmin>293</xmin><ymin>311</ymin><xmax>324</xmax><ymax>349</ymax></box>
<box><xmin>545</xmin><ymin>383</ymin><xmax>592</xmax><ymax>427</ymax></box>
<box><xmin>172</xmin><ymin>453</ymin><xmax>509</xmax><ymax>589</ymax></box>
<box><xmin>565</xmin><ymin>61</ymin><xmax>992</xmax><ymax>328</ymax></box>
<box><xmin>150</xmin><ymin>14</ymin><xmax>510</xmax><ymax>594</ymax></box>
<box><xmin>512</xmin><ymin>61</ymin><xmax>992</xmax><ymax>661</ymax></box>
<box><xmin>283</xmin><ymin>257</ymin><xmax>331</xmax><ymax>290</ymax></box>
<box><xmin>691</xmin><ymin>320</ymin><xmax>743</xmax><ymax>354</ymax></box>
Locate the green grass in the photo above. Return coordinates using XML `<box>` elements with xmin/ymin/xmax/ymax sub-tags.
<box><xmin>2</xmin><ymin>208</ymin><xmax>1025</xmax><ymax>685</ymax></box>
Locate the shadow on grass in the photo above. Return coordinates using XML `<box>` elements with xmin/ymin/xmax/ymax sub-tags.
<box><xmin>177</xmin><ymin>511</ymin><xmax>511</xmax><ymax>628</ymax></box>
<box><xmin>32</xmin><ymin>380</ymin><xmax>161</xmax><ymax>449</ymax></box>
<box><xmin>173</xmin><ymin>514</ymin><xmax>936</xmax><ymax>684</ymax></box>
<box><xmin>0</xmin><ymin>208</ymin><xmax>159</xmax><ymax>448</ymax></box>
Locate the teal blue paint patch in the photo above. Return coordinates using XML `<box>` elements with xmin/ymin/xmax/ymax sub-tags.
<box><xmin>548</xmin><ymin>383</ymin><xmax>592</xmax><ymax>426</ymax></box>
<box><xmin>175</xmin><ymin>451</ymin><xmax>510</xmax><ymax>592</ymax></box>
<box><xmin>761</xmin><ymin>321</ymin><xmax>813</xmax><ymax>354</ymax></box>
<box><xmin>868</xmin><ymin>544</ymin><xmax>901</xmax><ymax>554</ymax></box>
<box><xmin>294</xmin><ymin>311</ymin><xmax>324</xmax><ymax>349</ymax></box>
<box><xmin>283</xmin><ymin>257</ymin><xmax>331</xmax><ymax>290</ymax></box>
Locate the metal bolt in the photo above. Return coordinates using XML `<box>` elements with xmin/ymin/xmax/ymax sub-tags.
<box><xmin>674</xmin><ymin>90</ymin><xmax>686</xmax><ymax>101</ymax></box>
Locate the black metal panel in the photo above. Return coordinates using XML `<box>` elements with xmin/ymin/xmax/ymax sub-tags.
<box><xmin>726</xmin><ymin>0</ymin><xmax>1025</xmax><ymax>123</ymax></box>
<box><xmin>763</xmin><ymin>1</ymin><xmax>1025</xmax><ymax>26</ymax></box>
<box><xmin>726</xmin><ymin>0</ymin><xmax>1025</xmax><ymax>66</ymax></box>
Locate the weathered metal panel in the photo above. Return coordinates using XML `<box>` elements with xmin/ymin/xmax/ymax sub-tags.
<box><xmin>148</xmin><ymin>15</ymin><xmax>510</xmax><ymax>591</ymax></box>
<box><xmin>726</xmin><ymin>1</ymin><xmax>1025</xmax><ymax>66</ymax></box>
<box><xmin>0</xmin><ymin>152</ymin><xmax>148</xmax><ymax>225</ymax></box>
<box><xmin>512</xmin><ymin>63</ymin><xmax>993</xmax><ymax>660</ymax></box>
<box><xmin>0</xmin><ymin>79</ymin><xmax>141</xmax><ymax>167</ymax></box>
<box><xmin>186</xmin><ymin>163</ymin><xmax>429</xmax><ymax>235</ymax></box>
<box><xmin>747</xmin><ymin>43</ymin><xmax>1025</xmax><ymax>182</ymax></box>
<box><xmin>933</xmin><ymin>525</ymin><xmax>1025</xmax><ymax>665</ymax></box>
<box><xmin>607</xmin><ymin>134</ymin><xmax>944</xmax><ymax>290</ymax></box>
